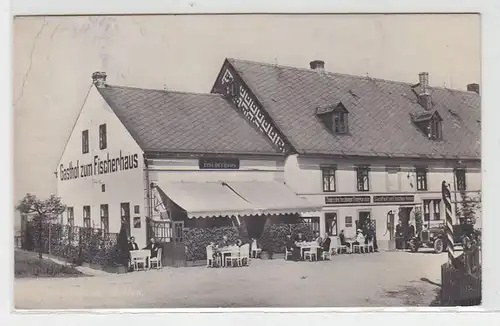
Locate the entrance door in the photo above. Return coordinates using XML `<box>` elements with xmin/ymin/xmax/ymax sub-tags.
<box><xmin>357</xmin><ymin>211</ymin><xmax>371</xmax><ymax>231</ymax></box>
<box><xmin>398</xmin><ymin>207</ymin><xmax>413</xmax><ymax>239</ymax></box>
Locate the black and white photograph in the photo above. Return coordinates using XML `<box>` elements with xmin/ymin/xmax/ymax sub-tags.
<box><xmin>12</xmin><ymin>13</ymin><xmax>482</xmax><ymax>309</ymax></box>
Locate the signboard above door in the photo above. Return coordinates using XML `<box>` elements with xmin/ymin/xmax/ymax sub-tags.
<box><xmin>325</xmin><ymin>196</ymin><xmax>371</xmax><ymax>204</ymax></box>
<box><xmin>199</xmin><ymin>158</ymin><xmax>240</xmax><ymax>170</ymax></box>
<box><xmin>373</xmin><ymin>195</ymin><xmax>415</xmax><ymax>203</ymax></box>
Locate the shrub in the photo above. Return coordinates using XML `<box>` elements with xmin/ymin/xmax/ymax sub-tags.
<box><xmin>260</xmin><ymin>219</ymin><xmax>314</xmax><ymax>255</ymax></box>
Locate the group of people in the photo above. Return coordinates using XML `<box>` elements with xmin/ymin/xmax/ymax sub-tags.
<box><xmin>127</xmin><ymin>236</ymin><xmax>161</xmax><ymax>269</ymax></box>
<box><xmin>338</xmin><ymin>228</ymin><xmax>378</xmax><ymax>252</ymax></box>
<box><xmin>208</xmin><ymin>235</ymin><xmax>246</xmax><ymax>267</ymax></box>
<box><xmin>285</xmin><ymin>231</ymin><xmax>332</xmax><ymax>261</ymax></box>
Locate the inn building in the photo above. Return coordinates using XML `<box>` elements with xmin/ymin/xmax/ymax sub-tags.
<box><xmin>210</xmin><ymin>58</ymin><xmax>481</xmax><ymax>249</ymax></box>
<box><xmin>56</xmin><ymin>58</ymin><xmax>481</xmax><ymax>250</ymax></box>
<box><xmin>56</xmin><ymin>72</ymin><xmax>320</xmax><ymax>247</ymax></box>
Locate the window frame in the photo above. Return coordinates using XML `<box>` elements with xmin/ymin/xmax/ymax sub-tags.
<box><xmin>100</xmin><ymin>204</ymin><xmax>109</xmax><ymax>233</ymax></box>
<box><xmin>82</xmin><ymin>129</ymin><xmax>89</xmax><ymax>154</ymax></box>
<box><xmin>455</xmin><ymin>168</ymin><xmax>467</xmax><ymax>191</ymax></box>
<box><xmin>333</xmin><ymin>111</ymin><xmax>348</xmax><ymax>134</ymax></box>
<box><xmin>433</xmin><ymin>199</ymin><xmax>441</xmax><ymax>220</ymax></box>
<box><xmin>83</xmin><ymin>205</ymin><xmax>91</xmax><ymax>228</ymax></box>
<box><xmin>416</xmin><ymin>167</ymin><xmax>428</xmax><ymax>191</ymax></box>
<box><xmin>325</xmin><ymin>212</ymin><xmax>338</xmax><ymax>236</ymax></box>
<box><xmin>423</xmin><ymin>200</ymin><xmax>431</xmax><ymax>222</ymax></box>
<box><xmin>321</xmin><ymin>166</ymin><xmax>337</xmax><ymax>192</ymax></box>
<box><xmin>67</xmin><ymin>207</ymin><xmax>74</xmax><ymax>226</ymax></box>
<box><xmin>429</xmin><ymin>118</ymin><xmax>442</xmax><ymax>140</ymax></box>
<box><xmin>99</xmin><ymin>124</ymin><xmax>107</xmax><ymax>150</ymax></box>
<box><xmin>356</xmin><ymin>166</ymin><xmax>370</xmax><ymax>192</ymax></box>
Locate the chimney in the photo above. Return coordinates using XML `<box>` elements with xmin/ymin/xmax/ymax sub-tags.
<box><xmin>309</xmin><ymin>60</ymin><xmax>325</xmax><ymax>73</ymax></box>
<box><xmin>418</xmin><ymin>72</ymin><xmax>432</xmax><ymax>110</ymax></box>
<box><xmin>467</xmin><ymin>83</ymin><xmax>480</xmax><ymax>95</ymax></box>
<box><xmin>92</xmin><ymin>71</ymin><xmax>107</xmax><ymax>88</ymax></box>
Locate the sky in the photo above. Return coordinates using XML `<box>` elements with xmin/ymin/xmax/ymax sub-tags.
<box><xmin>13</xmin><ymin>14</ymin><xmax>481</xmax><ymax>213</ymax></box>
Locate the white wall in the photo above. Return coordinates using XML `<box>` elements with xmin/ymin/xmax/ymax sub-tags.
<box><xmin>56</xmin><ymin>86</ymin><xmax>147</xmax><ymax>246</ymax></box>
<box><xmin>285</xmin><ymin>154</ymin><xmax>481</xmax><ymax>247</ymax></box>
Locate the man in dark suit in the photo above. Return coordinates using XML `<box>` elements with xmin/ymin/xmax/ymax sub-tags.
<box><xmin>128</xmin><ymin>237</ymin><xmax>139</xmax><ymax>251</ymax></box>
<box><xmin>319</xmin><ymin>233</ymin><xmax>332</xmax><ymax>259</ymax></box>
<box><xmin>286</xmin><ymin>234</ymin><xmax>300</xmax><ymax>261</ymax></box>
<box><xmin>395</xmin><ymin>220</ymin><xmax>404</xmax><ymax>249</ymax></box>
<box><xmin>143</xmin><ymin>237</ymin><xmax>159</xmax><ymax>258</ymax></box>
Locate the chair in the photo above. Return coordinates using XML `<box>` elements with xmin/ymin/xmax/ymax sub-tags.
<box><xmin>365</xmin><ymin>240</ymin><xmax>374</xmax><ymax>253</ymax></box>
<box><xmin>251</xmin><ymin>239</ymin><xmax>262</xmax><ymax>258</ymax></box>
<box><xmin>238</xmin><ymin>244</ymin><xmax>250</xmax><ymax>266</ymax></box>
<box><xmin>285</xmin><ymin>247</ymin><xmax>293</xmax><ymax>260</ymax></box>
<box><xmin>149</xmin><ymin>247</ymin><xmax>163</xmax><ymax>269</ymax></box>
<box><xmin>321</xmin><ymin>240</ymin><xmax>332</xmax><ymax>260</ymax></box>
<box><xmin>303</xmin><ymin>247</ymin><xmax>317</xmax><ymax>261</ymax></box>
<box><xmin>335</xmin><ymin>237</ymin><xmax>349</xmax><ymax>254</ymax></box>
<box><xmin>130</xmin><ymin>250</ymin><xmax>147</xmax><ymax>271</ymax></box>
<box><xmin>206</xmin><ymin>246</ymin><xmax>216</xmax><ymax>267</ymax></box>
<box><xmin>225</xmin><ymin>246</ymin><xmax>241</xmax><ymax>267</ymax></box>
<box><xmin>353</xmin><ymin>237</ymin><xmax>365</xmax><ymax>253</ymax></box>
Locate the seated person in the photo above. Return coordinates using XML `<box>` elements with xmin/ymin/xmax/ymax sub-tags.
<box><xmin>286</xmin><ymin>234</ymin><xmax>301</xmax><ymax>261</ymax></box>
<box><xmin>143</xmin><ymin>237</ymin><xmax>160</xmax><ymax>258</ymax></box>
<box><xmin>294</xmin><ymin>232</ymin><xmax>306</xmax><ymax>243</ymax></box>
<box><xmin>128</xmin><ymin>236</ymin><xmax>139</xmax><ymax>251</ymax></box>
<box><xmin>318</xmin><ymin>232</ymin><xmax>331</xmax><ymax>259</ymax></box>
<box><xmin>353</xmin><ymin>230</ymin><xmax>365</xmax><ymax>251</ymax></box>
<box><xmin>314</xmin><ymin>231</ymin><xmax>322</xmax><ymax>244</ymax></box>
<box><xmin>235</xmin><ymin>239</ymin><xmax>243</xmax><ymax>247</ymax></box>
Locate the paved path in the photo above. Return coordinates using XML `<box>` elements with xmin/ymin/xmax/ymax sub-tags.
<box><xmin>15</xmin><ymin>251</ymin><xmax>447</xmax><ymax>308</ymax></box>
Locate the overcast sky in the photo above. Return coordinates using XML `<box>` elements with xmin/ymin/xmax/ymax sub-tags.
<box><xmin>13</xmin><ymin>14</ymin><xmax>480</xmax><ymax>208</ymax></box>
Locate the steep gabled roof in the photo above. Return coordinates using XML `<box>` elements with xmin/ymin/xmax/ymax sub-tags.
<box><xmin>97</xmin><ymin>85</ymin><xmax>281</xmax><ymax>156</ymax></box>
<box><xmin>227</xmin><ymin>58</ymin><xmax>481</xmax><ymax>159</ymax></box>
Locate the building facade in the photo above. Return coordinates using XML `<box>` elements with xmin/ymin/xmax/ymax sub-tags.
<box><xmin>211</xmin><ymin>58</ymin><xmax>481</xmax><ymax>249</ymax></box>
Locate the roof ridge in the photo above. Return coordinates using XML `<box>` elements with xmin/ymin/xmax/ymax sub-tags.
<box><xmin>227</xmin><ymin>58</ymin><xmax>478</xmax><ymax>95</ymax></box>
<box><xmin>104</xmin><ymin>84</ymin><xmax>224</xmax><ymax>98</ymax></box>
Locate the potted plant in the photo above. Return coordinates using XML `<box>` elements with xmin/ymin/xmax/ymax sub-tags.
<box><xmin>260</xmin><ymin>247</ymin><xmax>274</xmax><ymax>260</ymax></box>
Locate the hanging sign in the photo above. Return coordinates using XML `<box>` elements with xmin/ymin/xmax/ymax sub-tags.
<box><xmin>199</xmin><ymin>158</ymin><xmax>240</xmax><ymax>170</ymax></box>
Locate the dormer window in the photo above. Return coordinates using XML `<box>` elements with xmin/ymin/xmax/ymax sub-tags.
<box><xmin>316</xmin><ymin>102</ymin><xmax>349</xmax><ymax>135</ymax></box>
<box><xmin>411</xmin><ymin>110</ymin><xmax>443</xmax><ymax>141</ymax></box>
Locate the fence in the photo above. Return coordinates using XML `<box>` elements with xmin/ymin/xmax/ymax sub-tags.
<box><xmin>21</xmin><ymin>221</ymin><xmax>120</xmax><ymax>267</ymax></box>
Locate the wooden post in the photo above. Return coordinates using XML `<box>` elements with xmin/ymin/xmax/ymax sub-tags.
<box><xmin>442</xmin><ymin>181</ymin><xmax>455</xmax><ymax>265</ymax></box>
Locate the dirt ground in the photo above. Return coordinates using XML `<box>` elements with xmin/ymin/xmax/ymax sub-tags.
<box><xmin>14</xmin><ymin>250</ymin><xmax>447</xmax><ymax>309</ymax></box>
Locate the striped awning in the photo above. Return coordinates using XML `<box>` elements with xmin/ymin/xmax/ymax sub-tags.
<box><xmin>155</xmin><ymin>180</ymin><xmax>321</xmax><ymax>219</ymax></box>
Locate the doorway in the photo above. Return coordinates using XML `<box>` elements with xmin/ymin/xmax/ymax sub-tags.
<box><xmin>398</xmin><ymin>206</ymin><xmax>414</xmax><ymax>238</ymax></box>
<box><xmin>357</xmin><ymin>211</ymin><xmax>371</xmax><ymax>231</ymax></box>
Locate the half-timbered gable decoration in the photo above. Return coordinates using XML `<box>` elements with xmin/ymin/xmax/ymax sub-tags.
<box><xmin>211</xmin><ymin>61</ymin><xmax>292</xmax><ymax>153</ymax></box>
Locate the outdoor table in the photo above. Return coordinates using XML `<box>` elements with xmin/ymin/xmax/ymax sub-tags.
<box><xmin>345</xmin><ymin>239</ymin><xmax>356</xmax><ymax>253</ymax></box>
<box><xmin>218</xmin><ymin>246</ymin><xmax>238</xmax><ymax>267</ymax></box>
<box><xmin>296</xmin><ymin>242</ymin><xmax>320</xmax><ymax>260</ymax></box>
<box><xmin>130</xmin><ymin>249</ymin><xmax>151</xmax><ymax>270</ymax></box>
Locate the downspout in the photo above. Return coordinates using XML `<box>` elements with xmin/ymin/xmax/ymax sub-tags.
<box><xmin>144</xmin><ymin>154</ymin><xmax>153</xmax><ymax>239</ymax></box>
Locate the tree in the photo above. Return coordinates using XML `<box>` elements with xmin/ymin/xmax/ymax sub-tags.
<box><xmin>15</xmin><ymin>193</ymin><xmax>66</xmax><ymax>259</ymax></box>
<box><xmin>456</xmin><ymin>190</ymin><xmax>482</xmax><ymax>225</ymax></box>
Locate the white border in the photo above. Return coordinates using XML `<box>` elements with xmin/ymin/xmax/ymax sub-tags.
<box><xmin>3</xmin><ymin>0</ymin><xmax>500</xmax><ymax>324</ymax></box>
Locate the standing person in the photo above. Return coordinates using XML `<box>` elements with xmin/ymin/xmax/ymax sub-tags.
<box><xmin>395</xmin><ymin>220</ymin><xmax>404</xmax><ymax>249</ymax></box>
<box><xmin>286</xmin><ymin>234</ymin><xmax>300</xmax><ymax>261</ymax></box>
<box><xmin>339</xmin><ymin>229</ymin><xmax>350</xmax><ymax>248</ymax></box>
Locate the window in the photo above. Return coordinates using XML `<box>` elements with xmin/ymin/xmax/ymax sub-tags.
<box><xmin>356</xmin><ymin>166</ymin><xmax>370</xmax><ymax>192</ymax></box>
<box><xmin>82</xmin><ymin>130</ymin><xmax>89</xmax><ymax>154</ymax></box>
<box><xmin>416</xmin><ymin>168</ymin><xmax>428</xmax><ymax>191</ymax></box>
<box><xmin>345</xmin><ymin>216</ymin><xmax>353</xmax><ymax>228</ymax></box>
<box><xmin>100</xmin><ymin>204</ymin><xmax>109</xmax><ymax>233</ymax></box>
<box><xmin>67</xmin><ymin>207</ymin><xmax>74</xmax><ymax>226</ymax></box>
<box><xmin>325</xmin><ymin>212</ymin><xmax>338</xmax><ymax>236</ymax></box>
<box><xmin>99</xmin><ymin>124</ymin><xmax>107</xmax><ymax>149</ymax></box>
<box><xmin>300</xmin><ymin>217</ymin><xmax>320</xmax><ymax>233</ymax></box>
<box><xmin>133</xmin><ymin>217</ymin><xmax>141</xmax><ymax>228</ymax></box>
<box><xmin>455</xmin><ymin>168</ymin><xmax>467</xmax><ymax>191</ymax></box>
<box><xmin>423</xmin><ymin>200</ymin><xmax>431</xmax><ymax>221</ymax></box>
<box><xmin>433</xmin><ymin>200</ymin><xmax>441</xmax><ymax>220</ymax></box>
<box><xmin>134</xmin><ymin>205</ymin><xmax>140</xmax><ymax>214</ymax></box>
<box><xmin>333</xmin><ymin>111</ymin><xmax>348</xmax><ymax>134</ymax></box>
<box><xmin>101</xmin><ymin>184</ymin><xmax>105</xmax><ymax>192</ymax></box>
<box><xmin>386</xmin><ymin>166</ymin><xmax>400</xmax><ymax>192</ymax></box>
<box><xmin>121</xmin><ymin>202</ymin><xmax>131</xmax><ymax>236</ymax></box>
<box><xmin>321</xmin><ymin>167</ymin><xmax>336</xmax><ymax>192</ymax></box>
<box><xmin>429</xmin><ymin>118</ymin><xmax>442</xmax><ymax>140</ymax></box>
<box><xmin>83</xmin><ymin>206</ymin><xmax>91</xmax><ymax>228</ymax></box>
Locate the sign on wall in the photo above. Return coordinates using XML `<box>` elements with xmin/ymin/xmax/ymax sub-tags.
<box><xmin>59</xmin><ymin>150</ymin><xmax>139</xmax><ymax>181</ymax></box>
<box><xmin>199</xmin><ymin>158</ymin><xmax>240</xmax><ymax>170</ymax></box>
<box><xmin>373</xmin><ymin>195</ymin><xmax>415</xmax><ymax>203</ymax></box>
<box><xmin>325</xmin><ymin>196</ymin><xmax>371</xmax><ymax>204</ymax></box>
